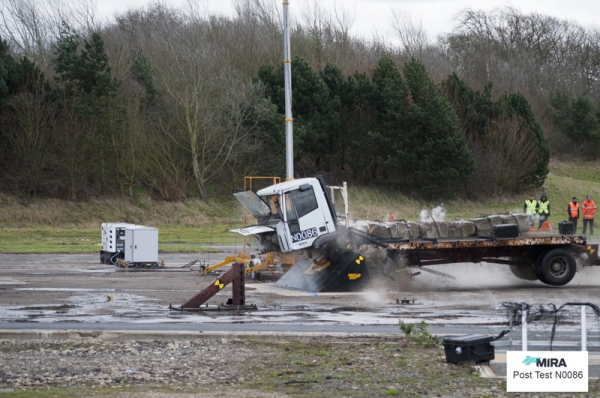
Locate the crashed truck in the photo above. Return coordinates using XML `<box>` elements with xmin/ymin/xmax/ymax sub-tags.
<box><xmin>232</xmin><ymin>176</ymin><xmax>600</xmax><ymax>292</ymax></box>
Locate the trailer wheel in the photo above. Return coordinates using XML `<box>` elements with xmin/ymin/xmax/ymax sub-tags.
<box><xmin>535</xmin><ymin>249</ymin><xmax>550</xmax><ymax>284</ymax></box>
<box><xmin>539</xmin><ymin>248</ymin><xmax>576</xmax><ymax>286</ymax></box>
<box><xmin>509</xmin><ymin>264</ymin><xmax>538</xmax><ymax>281</ymax></box>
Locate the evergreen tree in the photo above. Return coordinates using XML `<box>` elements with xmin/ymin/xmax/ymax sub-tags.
<box><xmin>257</xmin><ymin>56</ymin><xmax>335</xmax><ymax>173</ymax></box>
<box><xmin>52</xmin><ymin>24</ymin><xmax>121</xmax><ymax>196</ymax></box>
<box><xmin>550</xmin><ymin>91</ymin><xmax>600</xmax><ymax>158</ymax></box>
<box><xmin>318</xmin><ymin>63</ymin><xmax>344</xmax><ymax>170</ymax></box>
<box><xmin>130</xmin><ymin>49</ymin><xmax>159</xmax><ymax>104</ymax></box>
<box><xmin>498</xmin><ymin>92</ymin><xmax>549</xmax><ymax>187</ymax></box>
<box><xmin>442</xmin><ymin>74</ymin><xmax>550</xmax><ymax>193</ymax></box>
<box><xmin>343</xmin><ymin>71</ymin><xmax>378</xmax><ymax>178</ymax></box>
<box><xmin>359</xmin><ymin>58</ymin><xmax>475</xmax><ymax>198</ymax></box>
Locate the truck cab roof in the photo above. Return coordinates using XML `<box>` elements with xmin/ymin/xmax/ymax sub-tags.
<box><xmin>257</xmin><ymin>178</ymin><xmax>316</xmax><ymax>197</ymax></box>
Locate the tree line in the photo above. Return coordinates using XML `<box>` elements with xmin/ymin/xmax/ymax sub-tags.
<box><xmin>0</xmin><ymin>1</ymin><xmax>598</xmax><ymax>200</ymax></box>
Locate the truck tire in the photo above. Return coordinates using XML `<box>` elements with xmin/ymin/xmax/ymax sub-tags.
<box><xmin>534</xmin><ymin>249</ymin><xmax>549</xmax><ymax>284</ymax></box>
<box><xmin>509</xmin><ymin>264</ymin><xmax>538</xmax><ymax>281</ymax></box>
<box><xmin>538</xmin><ymin>248</ymin><xmax>576</xmax><ymax>286</ymax></box>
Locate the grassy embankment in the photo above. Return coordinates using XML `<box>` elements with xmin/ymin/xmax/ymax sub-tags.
<box><xmin>1</xmin><ymin>161</ymin><xmax>599</xmax><ymax>254</ymax></box>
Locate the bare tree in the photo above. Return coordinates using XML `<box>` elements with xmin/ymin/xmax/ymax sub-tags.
<box><xmin>467</xmin><ymin>115</ymin><xmax>541</xmax><ymax>196</ymax></box>
<box><xmin>2</xmin><ymin>88</ymin><xmax>55</xmax><ymax>196</ymax></box>
<box><xmin>389</xmin><ymin>9</ymin><xmax>429</xmax><ymax>57</ymax></box>
<box><xmin>0</xmin><ymin>0</ymin><xmax>100</xmax><ymax>72</ymax></box>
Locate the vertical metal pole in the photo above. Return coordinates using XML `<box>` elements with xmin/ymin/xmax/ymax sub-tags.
<box><xmin>509</xmin><ymin>317</ymin><xmax>513</xmax><ymax>347</ymax></box>
<box><xmin>343</xmin><ymin>182</ymin><xmax>349</xmax><ymax>228</ymax></box>
<box><xmin>581</xmin><ymin>305</ymin><xmax>587</xmax><ymax>351</ymax></box>
<box><xmin>522</xmin><ymin>306</ymin><xmax>527</xmax><ymax>351</ymax></box>
<box><xmin>283</xmin><ymin>1</ymin><xmax>294</xmax><ymax>180</ymax></box>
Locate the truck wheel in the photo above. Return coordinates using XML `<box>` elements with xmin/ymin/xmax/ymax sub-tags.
<box><xmin>539</xmin><ymin>248</ymin><xmax>576</xmax><ymax>286</ymax></box>
<box><xmin>509</xmin><ymin>264</ymin><xmax>538</xmax><ymax>281</ymax></box>
<box><xmin>535</xmin><ymin>250</ymin><xmax>549</xmax><ymax>284</ymax></box>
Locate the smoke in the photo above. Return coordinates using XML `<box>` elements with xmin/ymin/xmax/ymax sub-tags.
<box><xmin>419</xmin><ymin>205</ymin><xmax>446</xmax><ymax>222</ymax></box>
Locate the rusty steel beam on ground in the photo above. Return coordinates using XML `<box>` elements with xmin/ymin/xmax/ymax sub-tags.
<box><xmin>180</xmin><ymin>263</ymin><xmax>245</xmax><ymax>309</ymax></box>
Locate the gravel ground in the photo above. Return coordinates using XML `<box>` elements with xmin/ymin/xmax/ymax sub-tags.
<box><xmin>2</xmin><ymin>336</ymin><xmax>597</xmax><ymax>397</ymax></box>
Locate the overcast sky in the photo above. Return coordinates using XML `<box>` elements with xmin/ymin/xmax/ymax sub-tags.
<box><xmin>96</xmin><ymin>0</ymin><xmax>600</xmax><ymax>40</ymax></box>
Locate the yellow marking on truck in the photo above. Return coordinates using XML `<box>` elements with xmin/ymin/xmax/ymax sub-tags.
<box><xmin>214</xmin><ymin>280</ymin><xmax>224</xmax><ymax>290</ymax></box>
<box><xmin>588</xmin><ymin>245</ymin><xmax>595</xmax><ymax>254</ymax></box>
<box><xmin>304</xmin><ymin>259</ymin><xmax>331</xmax><ymax>275</ymax></box>
<box><xmin>348</xmin><ymin>273</ymin><xmax>361</xmax><ymax>280</ymax></box>
<box><xmin>355</xmin><ymin>255</ymin><xmax>364</xmax><ymax>264</ymax></box>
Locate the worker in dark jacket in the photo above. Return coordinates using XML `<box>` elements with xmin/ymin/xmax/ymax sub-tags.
<box><xmin>568</xmin><ymin>197</ymin><xmax>580</xmax><ymax>233</ymax></box>
<box><xmin>537</xmin><ymin>194</ymin><xmax>550</xmax><ymax>229</ymax></box>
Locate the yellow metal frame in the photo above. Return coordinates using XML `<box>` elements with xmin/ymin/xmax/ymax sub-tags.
<box><xmin>204</xmin><ymin>176</ymin><xmax>301</xmax><ymax>276</ymax></box>
<box><xmin>201</xmin><ymin>252</ymin><xmax>251</xmax><ymax>275</ymax></box>
<box><xmin>242</xmin><ymin>176</ymin><xmax>281</xmax><ymax>256</ymax></box>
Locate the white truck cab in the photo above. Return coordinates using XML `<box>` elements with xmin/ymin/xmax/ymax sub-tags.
<box><xmin>232</xmin><ymin>176</ymin><xmax>338</xmax><ymax>253</ymax></box>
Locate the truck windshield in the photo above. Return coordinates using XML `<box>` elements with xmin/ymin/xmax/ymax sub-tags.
<box><xmin>233</xmin><ymin>190</ymin><xmax>272</xmax><ymax>224</ymax></box>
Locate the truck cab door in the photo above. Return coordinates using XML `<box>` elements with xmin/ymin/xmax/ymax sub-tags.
<box><xmin>281</xmin><ymin>184</ymin><xmax>331</xmax><ymax>250</ymax></box>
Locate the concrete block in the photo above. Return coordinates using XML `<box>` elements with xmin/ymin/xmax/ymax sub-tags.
<box><xmin>350</xmin><ymin>221</ymin><xmax>370</xmax><ymax>233</ymax></box>
<box><xmin>462</xmin><ymin>221</ymin><xmax>476</xmax><ymax>236</ymax></box>
<box><xmin>420</xmin><ymin>222</ymin><xmax>438</xmax><ymax>239</ymax></box>
<box><xmin>501</xmin><ymin>215</ymin><xmax>517</xmax><ymax>225</ymax></box>
<box><xmin>407</xmin><ymin>221</ymin><xmax>421</xmax><ymax>239</ymax></box>
<box><xmin>370</xmin><ymin>223</ymin><xmax>391</xmax><ymax>239</ymax></box>
<box><xmin>447</xmin><ymin>221</ymin><xmax>474</xmax><ymax>238</ymax></box>
<box><xmin>419</xmin><ymin>221</ymin><xmax>448</xmax><ymax>239</ymax></box>
<box><xmin>514</xmin><ymin>213</ymin><xmax>531</xmax><ymax>232</ymax></box>
<box><xmin>487</xmin><ymin>215</ymin><xmax>502</xmax><ymax>226</ymax></box>
<box><xmin>470</xmin><ymin>217</ymin><xmax>493</xmax><ymax>236</ymax></box>
<box><xmin>384</xmin><ymin>221</ymin><xmax>400</xmax><ymax>238</ymax></box>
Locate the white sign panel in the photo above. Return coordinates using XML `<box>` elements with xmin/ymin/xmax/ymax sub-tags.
<box><xmin>507</xmin><ymin>351</ymin><xmax>588</xmax><ymax>392</ymax></box>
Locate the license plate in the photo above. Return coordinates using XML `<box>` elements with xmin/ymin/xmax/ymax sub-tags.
<box><xmin>291</xmin><ymin>227</ymin><xmax>319</xmax><ymax>243</ymax></box>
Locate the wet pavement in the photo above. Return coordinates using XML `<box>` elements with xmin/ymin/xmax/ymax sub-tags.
<box><xmin>2</xmin><ymin>252</ymin><xmax>600</xmax><ymax>357</ymax></box>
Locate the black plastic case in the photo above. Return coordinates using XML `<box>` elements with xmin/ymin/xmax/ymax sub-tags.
<box><xmin>492</xmin><ymin>224</ymin><xmax>519</xmax><ymax>238</ymax></box>
<box><xmin>442</xmin><ymin>334</ymin><xmax>495</xmax><ymax>363</ymax></box>
<box><xmin>559</xmin><ymin>221</ymin><xmax>575</xmax><ymax>235</ymax></box>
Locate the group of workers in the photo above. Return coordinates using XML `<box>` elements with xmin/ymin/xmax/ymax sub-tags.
<box><xmin>524</xmin><ymin>194</ymin><xmax>597</xmax><ymax>235</ymax></box>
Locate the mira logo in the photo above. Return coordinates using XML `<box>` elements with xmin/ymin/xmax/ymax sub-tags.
<box><xmin>522</xmin><ymin>356</ymin><xmax>567</xmax><ymax>367</ymax></box>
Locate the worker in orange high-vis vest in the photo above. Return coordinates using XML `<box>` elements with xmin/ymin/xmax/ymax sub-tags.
<box><xmin>568</xmin><ymin>197</ymin><xmax>580</xmax><ymax>233</ymax></box>
<box><xmin>582</xmin><ymin>195</ymin><xmax>597</xmax><ymax>235</ymax></box>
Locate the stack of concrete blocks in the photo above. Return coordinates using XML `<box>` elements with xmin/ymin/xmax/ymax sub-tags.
<box><xmin>348</xmin><ymin>220</ymin><xmax>422</xmax><ymax>239</ymax></box>
<box><xmin>388</xmin><ymin>221</ymin><xmax>421</xmax><ymax>239</ymax></box>
<box><xmin>351</xmin><ymin>212</ymin><xmax>528</xmax><ymax>240</ymax></box>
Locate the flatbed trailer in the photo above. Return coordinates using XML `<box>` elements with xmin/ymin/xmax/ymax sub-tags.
<box><xmin>350</xmin><ymin>229</ymin><xmax>599</xmax><ymax>287</ymax></box>
<box><xmin>274</xmin><ymin>229</ymin><xmax>600</xmax><ymax>292</ymax></box>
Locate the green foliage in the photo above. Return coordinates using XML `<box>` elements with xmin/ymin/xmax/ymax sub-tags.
<box><xmin>257</xmin><ymin>56</ymin><xmax>474</xmax><ymax>198</ymax></box>
<box><xmin>442</xmin><ymin>73</ymin><xmax>550</xmax><ymax>193</ymax></box>
<box><xmin>257</xmin><ymin>56</ymin><xmax>337</xmax><ymax>171</ymax></box>
<box><xmin>0</xmin><ymin>36</ymin><xmax>13</xmax><ymax>103</ymax></box>
<box><xmin>54</xmin><ymin>24</ymin><xmax>119</xmax><ymax>114</ymax></box>
<box><xmin>550</xmin><ymin>91</ymin><xmax>600</xmax><ymax>158</ymax></box>
<box><xmin>130</xmin><ymin>49</ymin><xmax>158</xmax><ymax>103</ymax></box>
<box><xmin>498</xmin><ymin>91</ymin><xmax>549</xmax><ymax>187</ymax></box>
<box><xmin>399</xmin><ymin>320</ymin><xmax>439</xmax><ymax>348</ymax></box>
<box><xmin>374</xmin><ymin>58</ymin><xmax>475</xmax><ymax>198</ymax></box>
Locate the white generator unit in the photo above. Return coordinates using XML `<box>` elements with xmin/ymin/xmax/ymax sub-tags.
<box><xmin>100</xmin><ymin>222</ymin><xmax>134</xmax><ymax>264</ymax></box>
<box><xmin>124</xmin><ymin>225</ymin><xmax>159</xmax><ymax>264</ymax></box>
<box><xmin>100</xmin><ymin>223</ymin><xmax>159</xmax><ymax>265</ymax></box>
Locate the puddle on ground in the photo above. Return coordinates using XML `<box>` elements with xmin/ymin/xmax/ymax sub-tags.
<box><xmin>0</xmin><ymin>289</ymin><xmax>507</xmax><ymax>326</ymax></box>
